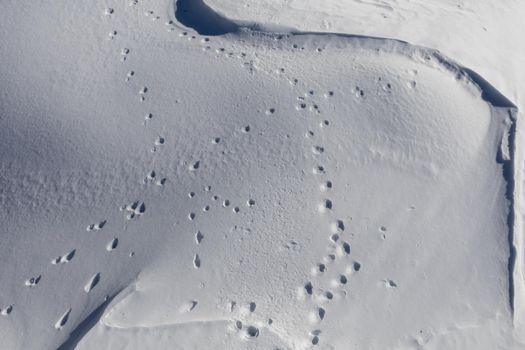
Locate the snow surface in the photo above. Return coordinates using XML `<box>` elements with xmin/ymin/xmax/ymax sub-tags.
<box><xmin>0</xmin><ymin>0</ymin><xmax>522</xmax><ymax>349</ymax></box>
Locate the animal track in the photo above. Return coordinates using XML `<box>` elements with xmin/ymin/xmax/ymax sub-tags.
<box><xmin>151</xmin><ymin>136</ymin><xmax>165</xmax><ymax>152</ymax></box>
<box><xmin>195</xmin><ymin>231</ymin><xmax>204</xmax><ymax>244</ymax></box>
<box><xmin>1</xmin><ymin>305</ymin><xmax>13</xmax><ymax>316</ymax></box>
<box><xmin>383</xmin><ymin>279</ymin><xmax>397</xmax><ymax>288</ymax></box>
<box><xmin>84</xmin><ymin>273</ymin><xmax>101</xmax><ymax>293</ymax></box>
<box><xmin>126</xmin><ymin>70</ymin><xmax>135</xmax><ymax>82</ymax></box>
<box><xmin>86</xmin><ymin>220</ymin><xmax>106</xmax><ymax>231</ymax></box>
<box><xmin>317</xmin><ymin>199</ymin><xmax>332</xmax><ymax>213</ymax></box>
<box><xmin>107</xmin><ymin>238</ymin><xmax>119</xmax><ymax>251</ymax></box>
<box><xmin>180</xmin><ymin>300</ymin><xmax>198</xmax><ymax>313</ymax></box>
<box><xmin>121</xmin><ymin>201</ymin><xmax>146</xmax><ymax>219</ymax></box>
<box><xmin>55</xmin><ymin>308</ymin><xmax>72</xmax><ymax>329</ymax></box>
<box><xmin>249</xmin><ymin>302</ymin><xmax>256</xmax><ymax>312</ymax></box>
<box><xmin>189</xmin><ymin>161</ymin><xmax>200</xmax><ymax>171</ymax></box>
<box><xmin>25</xmin><ymin>275</ymin><xmax>41</xmax><ymax>287</ymax></box>
<box><xmin>52</xmin><ymin>249</ymin><xmax>76</xmax><ymax>265</ymax></box>
<box><xmin>310</xmin><ymin>329</ymin><xmax>321</xmax><ymax>345</ymax></box>
<box><xmin>245</xmin><ymin>326</ymin><xmax>259</xmax><ymax>339</ymax></box>
<box><xmin>312</xmin><ymin>145</ymin><xmax>325</xmax><ymax>155</ymax></box>
<box><xmin>320</xmin><ymin>180</ymin><xmax>332</xmax><ymax>192</ymax></box>
<box><xmin>313</xmin><ymin>165</ymin><xmax>325</xmax><ymax>174</ymax></box>
<box><xmin>193</xmin><ymin>254</ymin><xmax>201</xmax><ymax>268</ymax></box>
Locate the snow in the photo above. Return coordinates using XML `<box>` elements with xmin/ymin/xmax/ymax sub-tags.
<box><xmin>0</xmin><ymin>0</ymin><xmax>522</xmax><ymax>349</ymax></box>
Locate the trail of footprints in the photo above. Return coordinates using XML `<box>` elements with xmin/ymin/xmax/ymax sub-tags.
<box><xmin>293</xmin><ymin>86</ymin><xmax>362</xmax><ymax>346</ymax></box>
<box><xmin>2</xmin><ymin>3</ymin><xmax>391</xmax><ymax>342</ymax></box>
<box><xmin>187</xmin><ymin>185</ymin><xmax>257</xmax><ymax>269</ymax></box>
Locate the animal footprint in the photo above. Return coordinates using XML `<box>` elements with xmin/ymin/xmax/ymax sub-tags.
<box><xmin>1</xmin><ymin>305</ymin><xmax>13</xmax><ymax>316</ymax></box>
<box><xmin>195</xmin><ymin>231</ymin><xmax>204</xmax><ymax>244</ymax></box>
<box><xmin>244</xmin><ymin>325</ymin><xmax>259</xmax><ymax>339</ymax></box>
<box><xmin>189</xmin><ymin>161</ymin><xmax>200</xmax><ymax>171</ymax></box>
<box><xmin>121</xmin><ymin>201</ymin><xmax>146</xmax><ymax>219</ymax></box>
<box><xmin>383</xmin><ymin>279</ymin><xmax>397</xmax><ymax>288</ymax></box>
<box><xmin>25</xmin><ymin>275</ymin><xmax>41</xmax><ymax>287</ymax></box>
<box><xmin>310</xmin><ymin>329</ymin><xmax>321</xmax><ymax>345</ymax></box>
<box><xmin>193</xmin><ymin>254</ymin><xmax>201</xmax><ymax>268</ymax></box>
<box><xmin>107</xmin><ymin>238</ymin><xmax>119</xmax><ymax>251</ymax></box>
<box><xmin>86</xmin><ymin>220</ymin><xmax>106</xmax><ymax>231</ymax></box>
<box><xmin>317</xmin><ymin>199</ymin><xmax>332</xmax><ymax>213</ymax></box>
<box><xmin>51</xmin><ymin>249</ymin><xmax>76</xmax><ymax>265</ymax></box>
<box><xmin>179</xmin><ymin>300</ymin><xmax>198</xmax><ymax>313</ymax></box>
<box><xmin>55</xmin><ymin>308</ymin><xmax>72</xmax><ymax>329</ymax></box>
<box><xmin>84</xmin><ymin>273</ymin><xmax>101</xmax><ymax>293</ymax></box>
<box><xmin>152</xmin><ymin>136</ymin><xmax>165</xmax><ymax>152</ymax></box>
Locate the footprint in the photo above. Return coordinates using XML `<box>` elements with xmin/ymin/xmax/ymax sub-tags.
<box><xmin>122</xmin><ymin>201</ymin><xmax>146</xmax><ymax>219</ymax></box>
<box><xmin>313</xmin><ymin>166</ymin><xmax>325</xmax><ymax>175</ymax></box>
<box><xmin>244</xmin><ymin>325</ymin><xmax>259</xmax><ymax>339</ymax></box>
<box><xmin>189</xmin><ymin>161</ymin><xmax>200</xmax><ymax>171</ymax></box>
<box><xmin>24</xmin><ymin>275</ymin><xmax>41</xmax><ymax>287</ymax></box>
<box><xmin>249</xmin><ymin>302</ymin><xmax>256</xmax><ymax>313</ymax></box>
<box><xmin>125</xmin><ymin>70</ymin><xmax>135</xmax><ymax>82</ymax></box>
<box><xmin>55</xmin><ymin>308</ymin><xmax>72</xmax><ymax>329</ymax></box>
<box><xmin>107</xmin><ymin>238</ymin><xmax>119</xmax><ymax>251</ymax></box>
<box><xmin>1</xmin><ymin>305</ymin><xmax>13</xmax><ymax>316</ymax></box>
<box><xmin>304</xmin><ymin>281</ymin><xmax>314</xmax><ymax>295</ymax></box>
<box><xmin>195</xmin><ymin>231</ymin><xmax>204</xmax><ymax>244</ymax></box>
<box><xmin>318</xmin><ymin>307</ymin><xmax>325</xmax><ymax>320</ymax></box>
<box><xmin>84</xmin><ymin>273</ymin><xmax>101</xmax><ymax>293</ymax></box>
<box><xmin>312</xmin><ymin>146</ymin><xmax>325</xmax><ymax>155</ymax></box>
<box><xmin>144</xmin><ymin>170</ymin><xmax>156</xmax><ymax>183</ymax></box>
<box><xmin>86</xmin><ymin>220</ymin><xmax>106</xmax><ymax>231</ymax></box>
<box><xmin>320</xmin><ymin>120</ymin><xmax>330</xmax><ymax>128</ymax></box>
<box><xmin>330</xmin><ymin>220</ymin><xmax>345</xmax><ymax>233</ymax></box>
<box><xmin>151</xmin><ymin>136</ymin><xmax>165</xmax><ymax>152</ymax></box>
<box><xmin>312</xmin><ymin>263</ymin><xmax>326</xmax><ymax>276</ymax></box>
<box><xmin>337</xmin><ymin>241</ymin><xmax>350</xmax><ymax>256</ymax></box>
<box><xmin>320</xmin><ymin>181</ymin><xmax>333</xmax><ymax>192</ymax></box>
<box><xmin>193</xmin><ymin>254</ymin><xmax>201</xmax><ymax>268</ymax></box>
<box><xmin>179</xmin><ymin>300</ymin><xmax>198</xmax><ymax>313</ymax></box>
<box><xmin>246</xmin><ymin>199</ymin><xmax>255</xmax><ymax>207</ymax></box>
<box><xmin>318</xmin><ymin>199</ymin><xmax>332</xmax><ymax>213</ymax></box>
<box><xmin>383</xmin><ymin>279</ymin><xmax>397</xmax><ymax>288</ymax></box>
<box><xmin>52</xmin><ymin>249</ymin><xmax>76</xmax><ymax>265</ymax></box>
<box><xmin>330</xmin><ymin>233</ymin><xmax>339</xmax><ymax>243</ymax></box>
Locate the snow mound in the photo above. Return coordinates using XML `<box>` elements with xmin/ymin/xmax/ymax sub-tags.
<box><xmin>0</xmin><ymin>0</ymin><xmax>520</xmax><ymax>349</ymax></box>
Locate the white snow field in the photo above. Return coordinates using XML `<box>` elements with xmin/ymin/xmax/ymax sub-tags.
<box><xmin>0</xmin><ymin>0</ymin><xmax>522</xmax><ymax>349</ymax></box>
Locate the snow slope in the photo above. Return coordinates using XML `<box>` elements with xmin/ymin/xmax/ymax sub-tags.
<box><xmin>0</xmin><ymin>0</ymin><xmax>521</xmax><ymax>349</ymax></box>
